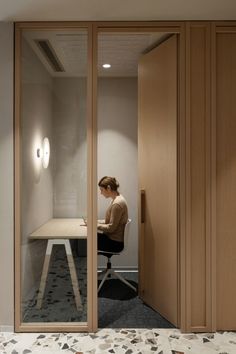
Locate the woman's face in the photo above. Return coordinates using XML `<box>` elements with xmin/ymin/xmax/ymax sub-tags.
<box><xmin>99</xmin><ymin>186</ymin><xmax>110</xmax><ymax>198</ymax></box>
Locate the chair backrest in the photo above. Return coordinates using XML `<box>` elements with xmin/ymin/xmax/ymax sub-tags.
<box><xmin>123</xmin><ymin>218</ymin><xmax>131</xmax><ymax>251</ymax></box>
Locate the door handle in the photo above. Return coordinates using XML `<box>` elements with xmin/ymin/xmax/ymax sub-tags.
<box><xmin>141</xmin><ymin>189</ymin><xmax>145</xmax><ymax>224</ymax></box>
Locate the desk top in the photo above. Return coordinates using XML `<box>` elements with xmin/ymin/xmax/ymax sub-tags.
<box><xmin>29</xmin><ymin>218</ymin><xmax>87</xmax><ymax>239</ymax></box>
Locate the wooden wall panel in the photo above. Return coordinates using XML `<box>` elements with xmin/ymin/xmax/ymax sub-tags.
<box><xmin>215</xmin><ymin>31</ymin><xmax>236</xmax><ymax>330</ymax></box>
<box><xmin>186</xmin><ymin>23</ymin><xmax>211</xmax><ymax>331</ymax></box>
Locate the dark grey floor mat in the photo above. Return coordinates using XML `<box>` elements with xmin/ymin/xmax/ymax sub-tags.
<box><xmin>98</xmin><ymin>272</ymin><xmax>175</xmax><ymax>329</ymax></box>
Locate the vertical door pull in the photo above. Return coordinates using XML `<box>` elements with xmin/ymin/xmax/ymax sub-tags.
<box><xmin>141</xmin><ymin>189</ymin><xmax>145</xmax><ymax>223</ymax></box>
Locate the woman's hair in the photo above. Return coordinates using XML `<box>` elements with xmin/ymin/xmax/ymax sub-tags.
<box><xmin>98</xmin><ymin>176</ymin><xmax>120</xmax><ymax>191</ymax></box>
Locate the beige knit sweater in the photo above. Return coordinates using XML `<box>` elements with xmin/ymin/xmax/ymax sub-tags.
<box><xmin>97</xmin><ymin>194</ymin><xmax>128</xmax><ymax>242</ymax></box>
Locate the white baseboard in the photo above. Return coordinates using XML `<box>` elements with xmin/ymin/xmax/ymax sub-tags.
<box><xmin>0</xmin><ymin>325</ymin><xmax>14</xmax><ymax>332</ymax></box>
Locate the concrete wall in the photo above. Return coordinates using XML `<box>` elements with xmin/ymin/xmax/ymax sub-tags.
<box><xmin>98</xmin><ymin>78</ymin><xmax>138</xmax><ymax>268</ymax></box>
<box><xmin>52</xmin><ymin>78</ymin><xmax>87</xmax><ymax>217</ymax></box>
<box><xmin>0</xmin><ymin>22</ymin><xmax>14</xmax><ymax>330</ymax></box>
<box><xmin>21</xmin><ymin>39</ymin><xmax>53</xmax><ymax>301</ymax></box>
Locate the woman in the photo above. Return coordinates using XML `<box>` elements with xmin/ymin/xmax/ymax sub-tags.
<box><xmin>97</xmin><ymin>176</ymin><xmax>128</xmax><ymax>253</ymax></box>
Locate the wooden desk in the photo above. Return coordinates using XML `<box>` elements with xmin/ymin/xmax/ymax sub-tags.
<box><xmin>30</xmin><ymin>218</ymin><xmax>87</xmax><ymax>311</ymax></box>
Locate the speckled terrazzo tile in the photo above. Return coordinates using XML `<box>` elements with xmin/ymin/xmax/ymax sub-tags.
<box><xmin>170</xmin><ymin>332</ymin><xmax>236</xmax><ymax>354</ymax></box>
<box><xmin>0</xmin><ymin>344</ymin><xmax>7</xmax><ymax>354</ymax></box>
<box><xmin>1</xmin><ymin>330</ymin><xmax>236</xmax><ymax>354</ymax></box>
<box><xmin>91</xmin><ymin>329</ymin><xmax>171</xmax><ymax>354</ymax></box>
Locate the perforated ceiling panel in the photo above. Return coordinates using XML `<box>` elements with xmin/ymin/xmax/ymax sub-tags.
<box><xmin>98</xmin><ymin>32</ymin><xmax>166</xmax><ymax>77</ymax></box>
<box><xmin>23</xmin><ymin>30</ymin><xmax>88</xmax><ymax>77</ymax></box>
<box><xmin>23</xmin><ymin>30</ymin><xmax>168</xmax><ymax>77</ymax></box>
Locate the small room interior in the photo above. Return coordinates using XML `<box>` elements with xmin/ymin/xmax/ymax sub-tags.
<box><xmin>20</xmin><ymin>28</ymin><xmax>176</xmax><ymax>328</ymax></box>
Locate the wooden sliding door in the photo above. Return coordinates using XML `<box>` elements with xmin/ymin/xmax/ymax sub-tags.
<box><xmin>138</xmin><ymin>35</ymin><xmax>178</xmax><ymax>326</ymax></box>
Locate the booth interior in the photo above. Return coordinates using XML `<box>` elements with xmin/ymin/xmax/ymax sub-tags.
<box><xmin>19</xmin><ymin>28</ymin><xmax>175</xmax><ymax>328</ymax></box>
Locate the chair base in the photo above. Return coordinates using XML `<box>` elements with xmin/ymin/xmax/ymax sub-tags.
<box><xmin>98</xmin><ymin>268</ymin><xmax>137</xmax><ymax>293</ymax></box>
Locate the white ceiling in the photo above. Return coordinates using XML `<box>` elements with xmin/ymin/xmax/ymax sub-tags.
<box><xmin>23</xmin><ymin>30</ymin><xmax>167</xmax><ymax>77</ymax></box>
<box><xmin>1</xmin><ymin>0</ymin><xmax>236</xmax><ymax>21</ymax></box>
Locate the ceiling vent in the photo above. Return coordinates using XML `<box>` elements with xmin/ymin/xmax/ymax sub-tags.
<box><xmin>35</xmin><ymin>39</ymin><xmax>65</xmax><ymax>72</ymax></box>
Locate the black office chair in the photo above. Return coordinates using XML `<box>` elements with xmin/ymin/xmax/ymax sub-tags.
<box><xmin>97</xmin><ymin>219</ymin><xmax>136</xmax><ymax>293</ymax></box>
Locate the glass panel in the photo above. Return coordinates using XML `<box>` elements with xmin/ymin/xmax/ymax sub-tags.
<box><xmin>97</xmin><ymin>32</ymin><xmax>140</xmax><ymax>327</ymax></box>
<box><xmin>20</xmin><ymin>29</ymin><xmax>88</xmax><ymax>323</ymax></box>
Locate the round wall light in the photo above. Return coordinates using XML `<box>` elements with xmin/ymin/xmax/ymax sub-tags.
<box><xmin>42</xmin><ymin>137</ymin><xmax>50</xmax><ymax>169</ymax></box>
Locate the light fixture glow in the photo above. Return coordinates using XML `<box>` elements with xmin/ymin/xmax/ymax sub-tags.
<box><xmin>42</xmin><ymin>137</ymin><xmax>50</xmax><ymax>168</ymax></box>
<box><xmin>102</xmin><ymin>63</ymin><xmax>111</xmax><ymax>69</ymax></box>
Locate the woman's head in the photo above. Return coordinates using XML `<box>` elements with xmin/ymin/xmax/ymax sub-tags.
<box><xmin>98</xmin><ymin>176</ymin><xmax>120</xmax><ymax>198</ymax></box>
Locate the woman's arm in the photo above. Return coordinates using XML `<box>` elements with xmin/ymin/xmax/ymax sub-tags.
<box><xmin>97</xmin><ymin>204</ymin><xmax>122</xmax><ymax>233</ymax></box>
<box><xmin>97</xmin><ymin>219</ymin><xmax>105</xmax><ymax>224</ymax></box>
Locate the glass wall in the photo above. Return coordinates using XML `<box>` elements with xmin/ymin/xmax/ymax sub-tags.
<box><xmin>20</xmin><ymin>28</ymin><xmax>88</xmax><ymax>323</ymax></box>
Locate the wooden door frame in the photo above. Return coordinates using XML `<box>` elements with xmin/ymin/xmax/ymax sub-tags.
<box><xmin>14</xmin><ymin>20</ymin><xmax>187</xmax><ymax>333</ymax></box>
<box><xmin>92</xmin><ymin>21</ymin><xmax>186</xmax><ymax>332</ymax></box>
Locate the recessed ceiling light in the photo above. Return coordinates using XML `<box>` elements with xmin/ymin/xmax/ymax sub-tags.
<box><xmin>103</xmin><ymin>63</ymin><xmax>111</xmax><ymax>69</ymax></box>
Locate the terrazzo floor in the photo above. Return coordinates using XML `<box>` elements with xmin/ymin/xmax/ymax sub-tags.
<box><xmin>1</xmin><ymin>328</ymin><xmax>236</xmax><ymax>353</ymax></box>
<box><xmin>15</xmin><ymin>246</ymin><xmax>236</xmax><ymax>353</ymax></box>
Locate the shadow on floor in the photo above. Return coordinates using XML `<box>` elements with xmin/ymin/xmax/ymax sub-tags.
<box><xmin>98</xmin><ymin>273</ymin><xmax>175</xmax><ymax>329</ymax></box>
<box><xmin>98</xmin><ymin>278</ymin><xmax>138</xmax><ymax>300</ymax></box>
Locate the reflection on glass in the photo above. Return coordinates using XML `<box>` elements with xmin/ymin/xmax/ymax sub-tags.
<box><xmin>20</xmin><ymin>29</ymin><xmax>88</xmax><ymax>323</ymax></box>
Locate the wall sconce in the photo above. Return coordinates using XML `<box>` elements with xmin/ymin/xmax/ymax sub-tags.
<box><xmin>36</xmin><ymin>137</ymin><xmax>50</xmax><ymax>168</ymax></box>
<box><xmin>42</xmin><ymin>137</ymin><xmax>50</xmax><ymax>168</ymax></box>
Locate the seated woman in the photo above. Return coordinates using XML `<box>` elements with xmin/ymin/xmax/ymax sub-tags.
<box><xmin>97</xmin><ymin>176</ymin><xmax>128</xmax><ymax>253</ymax></box>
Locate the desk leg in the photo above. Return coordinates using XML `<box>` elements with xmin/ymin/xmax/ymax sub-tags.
<box><xmin>36</xmin><ymin>239</ymin><xmax>82</xmax><ymax>311</ymax></box>
<box><xmin>36</xmin><ymin>240</ymin><xmax>52</xmax><ymax>309</ymax></box>
<box><xmin>65</xmin><ymin>240</ymin><xmax>83</xmax><ymax>311</ymax></box>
